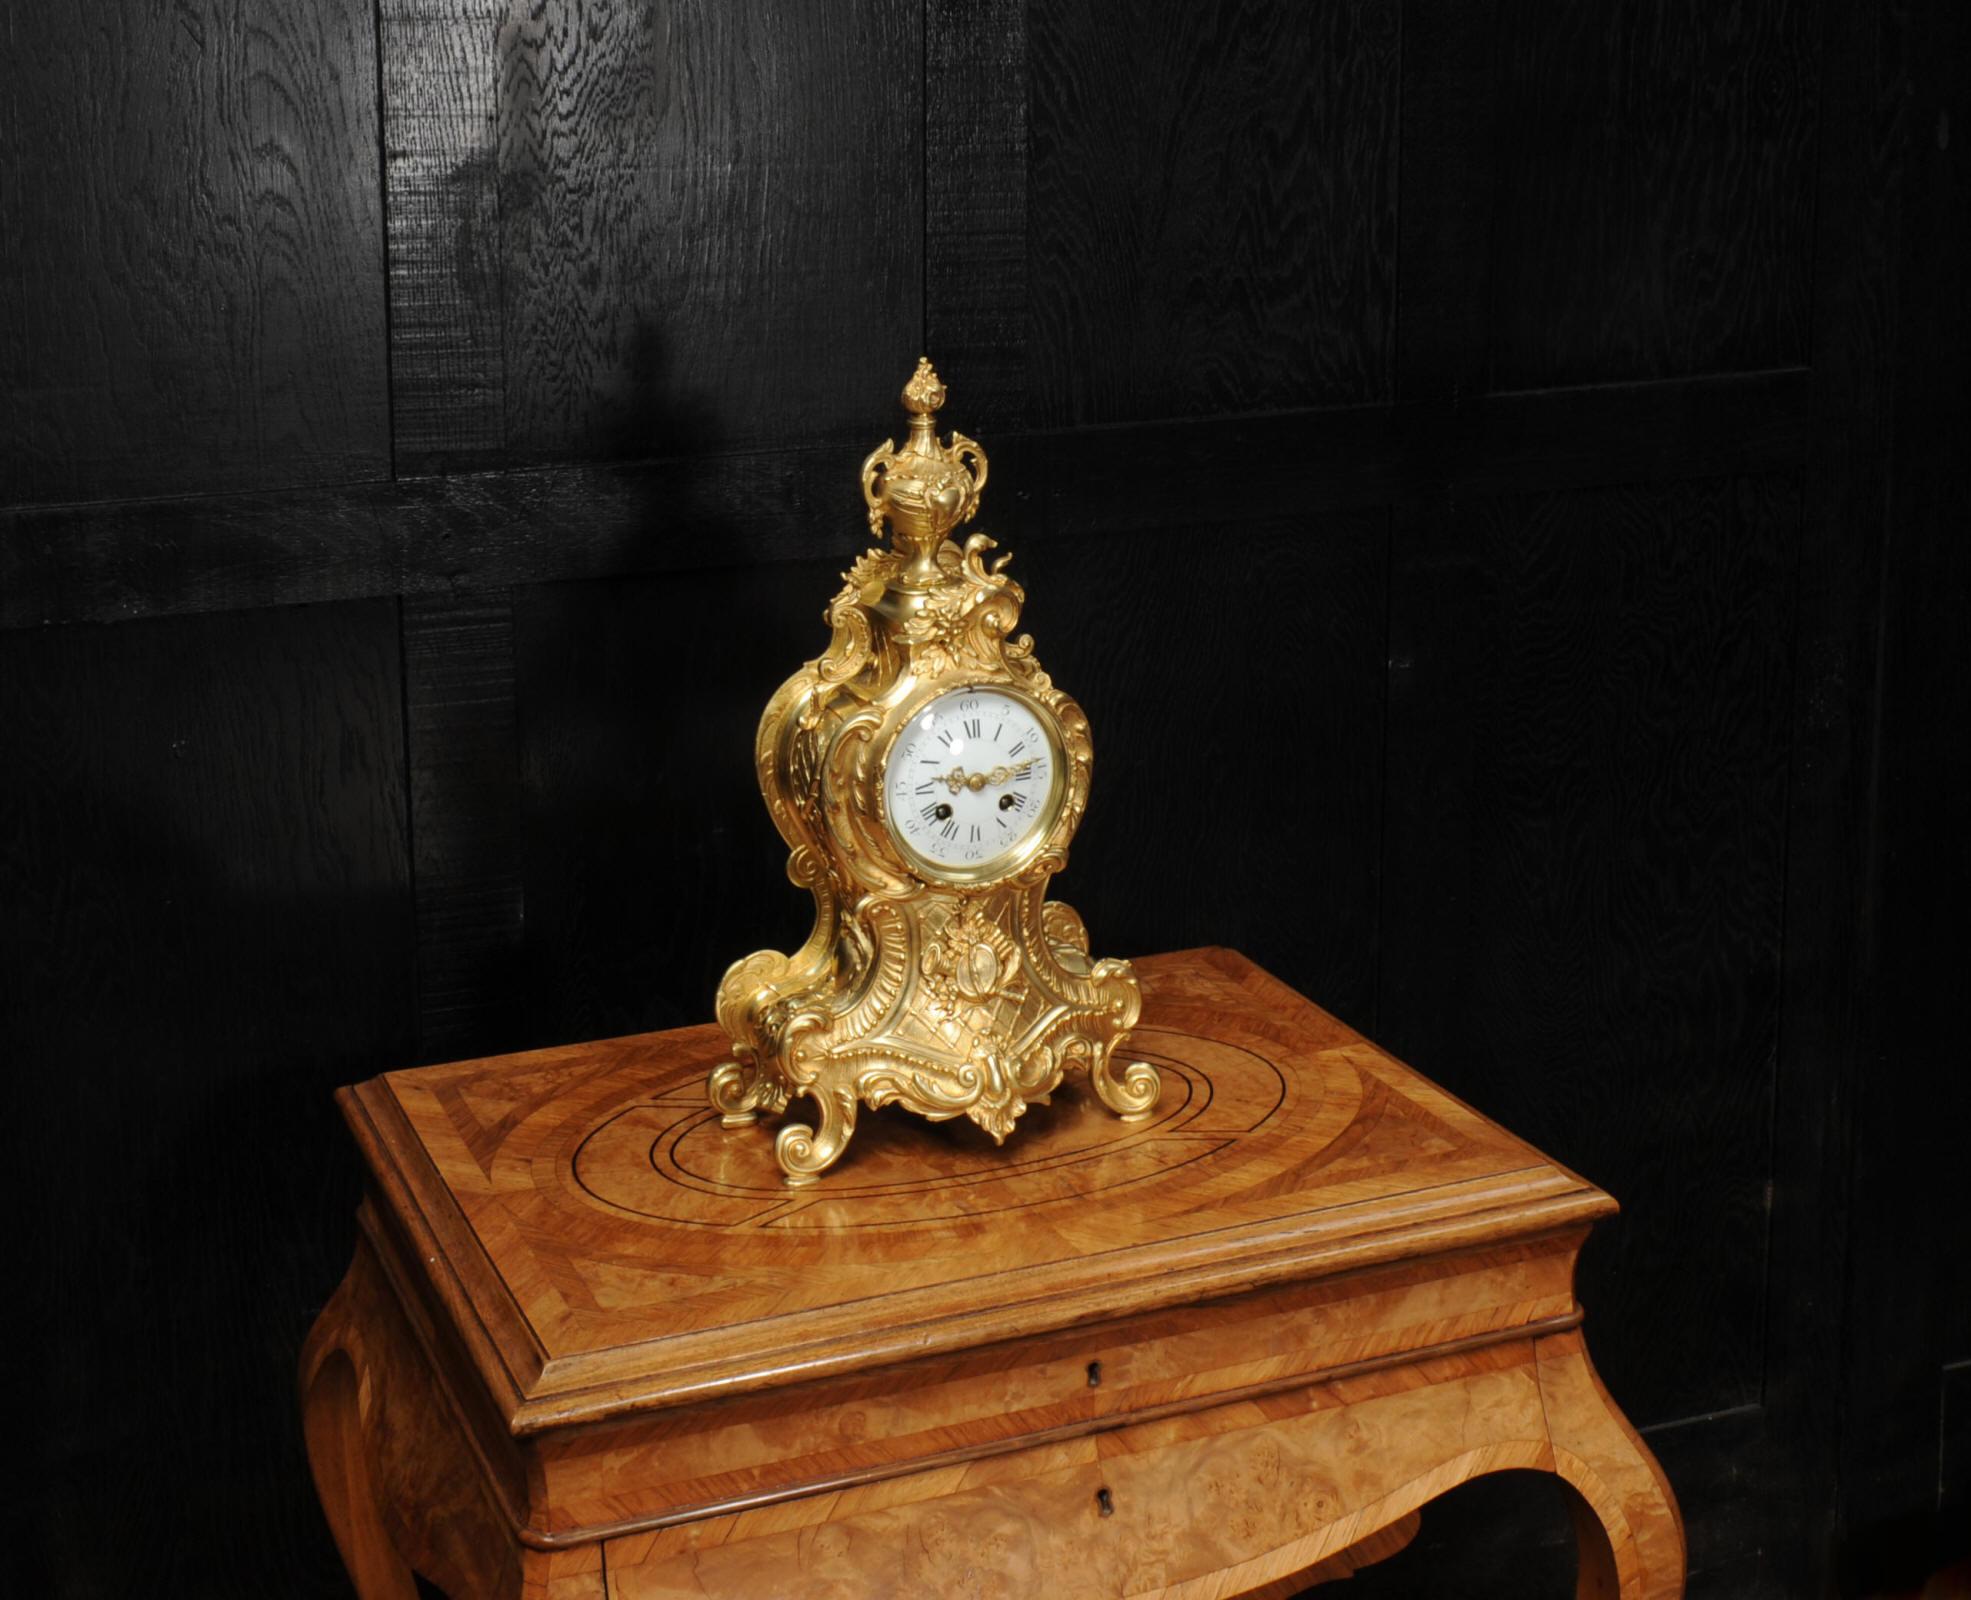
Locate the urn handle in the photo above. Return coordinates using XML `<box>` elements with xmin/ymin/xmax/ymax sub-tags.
<box><xmin>860</xmin><ymin>358</ymin><xmax>990</xmax><ymax>586</ymax></box>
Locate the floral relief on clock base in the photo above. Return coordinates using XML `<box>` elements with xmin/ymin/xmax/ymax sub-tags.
<box><xmin>709</xmin><ymin>887</ymin><xmax>1157</xmax><ymax>1186</ymax></box>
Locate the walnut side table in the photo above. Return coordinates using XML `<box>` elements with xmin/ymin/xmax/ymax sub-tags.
<box><xmin>301</xmin><ymin>947</ymin><xmax>1684</xmax><ymax>1598</ymax></box>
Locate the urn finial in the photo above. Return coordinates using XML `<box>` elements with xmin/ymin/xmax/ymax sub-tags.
<box><xmin>860</xmin><ymin>358</ymin><xmax>989</xmax><ymax>589</ymax></box>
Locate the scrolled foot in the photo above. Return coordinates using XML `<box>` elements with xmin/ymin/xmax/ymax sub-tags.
<box><xmin>775</xmin><ymin>1084</ymin><xmax>859</xmax><ymax>1187</ymax></box>
<box><xmin>709</xmin><ymin>1055</ymin><xmax>786</xmax><ymax>1126</ymax></box>
<box><xmin>1090</xmin><ymin>1048</ymin><xmax>1162</xmax><ymax>1121</ymax></box>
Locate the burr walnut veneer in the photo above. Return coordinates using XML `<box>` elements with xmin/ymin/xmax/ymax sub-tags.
<box><xmin>300</xmin><ymin>947</ymin><xmax>1684</xmax><ymax>1597</ymax></box>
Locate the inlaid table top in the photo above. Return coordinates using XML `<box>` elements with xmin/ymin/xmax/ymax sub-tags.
<box><xmin>342</xmin><ymin>945</ymin><xmax>1613</xmax><ymax>1435</ymax></box>
<box><xmin>308</xmin><ymin>945</ymin><xmax>1683</xmax><ymax>1598</ymax></box>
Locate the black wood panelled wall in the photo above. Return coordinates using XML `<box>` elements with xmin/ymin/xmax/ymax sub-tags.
<box><xmin>3</xmin><ymin>2</ymin><xmax>1964</xmax><ymax>1595</ymax></box>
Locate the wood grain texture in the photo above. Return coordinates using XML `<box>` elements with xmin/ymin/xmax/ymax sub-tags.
<box><xmin>1262</xmin><ymin>1512</ymin><xmax>1420</xmax><ymax>1595</ymax></box>
<box><xmin>1484</xmin><ymin>0</ymin><xmax>1820</xmax><ymax>391</ymax></box>
<box><xmin>381</xmin><ymin>0</ymin><xmax>509</xmax><ymax>474</ymax></box>
<box><xmin>306</xmin><ymin>950</ymin><xmax>1677</xmax><ymax>1596</ymax></box>
<box><xmin>1028</xmin><ymin>0</ymin><xmax>1399</xmax><ymax>427</ymax></box>
<box><xmin>494</xmin><ymin>0</ymin><xmax>920</xmax><ymax>462</ymax></box>
<box><xmin>1338</xmin><ymin>1407</ymin><xmax>1776</xmax><ymax>1598</ymax></box>
<box><xmin>0</xmin><ymin>448</ymin><xmax>852</xmax><ymax>632</ymax></box>
<box><xmin>1381</xmin><ymin>474</ymin><xmax>1798</xmax><ymax>1429</ymax></box>
<box><xmin>1640</xmin><ymin>1409</ymin><xmax>1775</xmax><ymax>1590</ymax></box>
<box><xmin>601</xmin><ymin>1345</ymin><xmax>1569</xmax><ymax>1599</ymax></box>
<box><xmin>0</xmin><ymin>0</ymin><xmax>388</xmax><ymax>505</ymax></box>
<box><xmin>1024</xmin><ymin>512</ymin><xmax>1387</xmax><ymax>1033</ymax></box>
<box><xmin>523</xmin><ymin>1242</ymin><xmax>1585</xmax><ymax>1543</ymax></box>
<box><xmin>403</xmin><ymin>591</ymin><xmax>525</xmax><ymax>1061</ymax></box>
<box><xmin>0</xmin><ymin>369</ymin><xmax>1822</xmax><ymax>633</ymax></box>
<box><xmin>0</xmin><ymin>0</ymin><xmax>1939</xmax><ymax>1591</ymax></box>
<box><xmin>302</xmin><ymin>1234</ymin><xmax>526</xmax><ymax>1599</ymax></box>
<box><xmin>924</xmin><ymin>0</ymin><xmax>1029</xmax><ymax>433</ymax></box>
<box><xmin>353</xmin><ymin>948</ymin><xmax>1614</xmax><ymax>1432</ymax></box>
<box><xmin>301</xmin><ymin>1232</ymin><xmax>608</xmax><ymax>1598</ymax></box>
<box><xmin>0</xmin><ymin>602</ymin><xmax>415</xmax><ymax>1597</ymax></box>
<box><xmin>1536</xmin><ymin>1329</ymin><xmax>1687</xmax><ymax>1597</ymax></box>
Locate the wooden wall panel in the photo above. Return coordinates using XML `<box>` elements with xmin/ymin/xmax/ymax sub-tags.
<box><xmin>380</xmin><ymin>0</ymin><xmax>508</xmax><ymax>476</ymax></box>
<box><xmin>924</xmin><ymin>0</ymin><xmax>1030</xmax><ymax>434</ymax></box>
<box><xmin>1484</xmin><ymin>0</ymin><xmax>1820</xmax><ymax>392</ymax></box>
<box><xmin>1754</xmin><ymin>1</ymin><xmax>1902</xmax><ymax>1587</ymax></box>
<box><xmin>1380</xmin><ymin>473</ymin><xmax>1797</xmax><ymax>1427</ymax></box>
<box><xmin>1833</xmin><ymin>0</ymin><xmax>1971</xmax><ymax>1578</ymax></box>
<box><xmin>1028</xmin><ymin>0</ymin><xmax>1400</xmax><ymax>428</ymax></box>
<box><xmin>511</xmin><ymin>508</ymin><xmax>1386</xmax><ymax>1066</ymax></box>
<box><xmin>1393</xmin><ymin>0</ymin><xmax>1503</xmax><ymax>405</ymax></box>
<box><xmin>0</xmin><ymin>0</ymin><xmax>388</xmax><ymax>506</ymax></box>
<box><xmin>1024</xmin><ymin>513</ymin><xmax>1388</xmax><ymax>1032</ymax></box>
<box><xmin>493</xmin><ymin>0</ymin><xmax>921</xmax><ymax>465</ymax></box>
<box><xmin>403</xmin><ymin>591</ymin><xmax>525</xmax><ymax>1062</ymax></box>
<box><xmin>0</xmin><ymin>371</ymin><xmax>1822</xmax><ymax>633</ymax></box>
<box><xmin>0</xmin><ymin>603</ymin><xmax>414</xmax><ymax>1596</ymax></box>
<box><xmin>513</xmin><ymin>558</ymin><xmax>844</xmax><ymax>1045</ymax></box>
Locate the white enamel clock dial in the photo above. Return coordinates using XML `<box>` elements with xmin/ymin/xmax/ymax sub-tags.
<box><xmin>885</xmin><ymin>687</ymin><xmax>1061</xmax><ymax>880</ymax></box>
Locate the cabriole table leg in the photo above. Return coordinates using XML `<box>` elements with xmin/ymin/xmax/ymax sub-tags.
<box><xmin>1534</xmin><ymin>1329</ymin><xmax>1687</xmax><ymax>1599</ymax></box>
<box><xmin>300</xmin><ymin>1235</ymin><xmax>551</xmax><ymax>1599</ymax></box>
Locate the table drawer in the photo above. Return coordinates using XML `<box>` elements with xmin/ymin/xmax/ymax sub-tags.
<box><xmin>529</xmin><ymin>1233</ymin><xmax>1581</xmax><ymax>1542</ymax></box>
<box><xmin>598</xmin><ymin>1339</ymin><xmax>1555</xmax><ymax>1597</ymax></box>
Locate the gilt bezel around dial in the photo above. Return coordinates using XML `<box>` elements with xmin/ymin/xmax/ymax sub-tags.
<box><xmin>878</xmin><ymin>681</ymin><xmax>1069</xmax><ymax>888</ymax></box>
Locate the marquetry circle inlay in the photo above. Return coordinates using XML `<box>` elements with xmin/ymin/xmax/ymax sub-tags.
<box><xmin>566</xmin><ymin>1025</ymin><xmax>1362</xmax><ymax>1238</ymax></box>
<box><xmin>370</xmin><ymin>951</ymin><xmax>1557</xmax><ymax>1387</ymax></box>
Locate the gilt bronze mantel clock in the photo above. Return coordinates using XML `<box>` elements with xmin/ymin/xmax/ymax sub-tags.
<box><xmin>708</xmin><ymin>359</ymin><xmax>1159</xmax><ymax>1184</ymax></box>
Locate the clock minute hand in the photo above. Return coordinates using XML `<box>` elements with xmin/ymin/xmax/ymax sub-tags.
<box><xmin>940</xmin><ymin>758</ymin><xmax>1035</xmax><ymax>794</ymax></box>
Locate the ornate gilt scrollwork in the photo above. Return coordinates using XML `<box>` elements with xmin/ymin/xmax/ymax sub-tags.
<box><xmin>709</xmin><ymin>359</ymin><xmax>1157</xmax><ymax>1185</ymax></box>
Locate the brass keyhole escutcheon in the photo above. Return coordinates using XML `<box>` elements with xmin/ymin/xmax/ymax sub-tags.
<box><xmin>1096</xmin><ymin>1486</ymin><xmax>1114</xmax><ymax>1517</ymax></box>
<box><xmin>1086</xmin><ymin>1359</ymin><xmax>1102</xmax><ymax>1387</ymax></box>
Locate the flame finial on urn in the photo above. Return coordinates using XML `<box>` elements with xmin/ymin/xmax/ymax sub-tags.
<box><xmin>861</xmin><ymin>357</ymin><xmax>990</xmax><ymax>589</ymax></box>
<box><xmin>901</xmin><ymin>356</ymin><xmax>947</xmax><ymax>415</ymax></box>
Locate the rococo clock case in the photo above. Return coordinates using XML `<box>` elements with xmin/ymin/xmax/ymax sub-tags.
<box><xmin>708</xmin><ymin>360</ymin><xmax>1160</xmax><ymax>1184</ymax></box>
